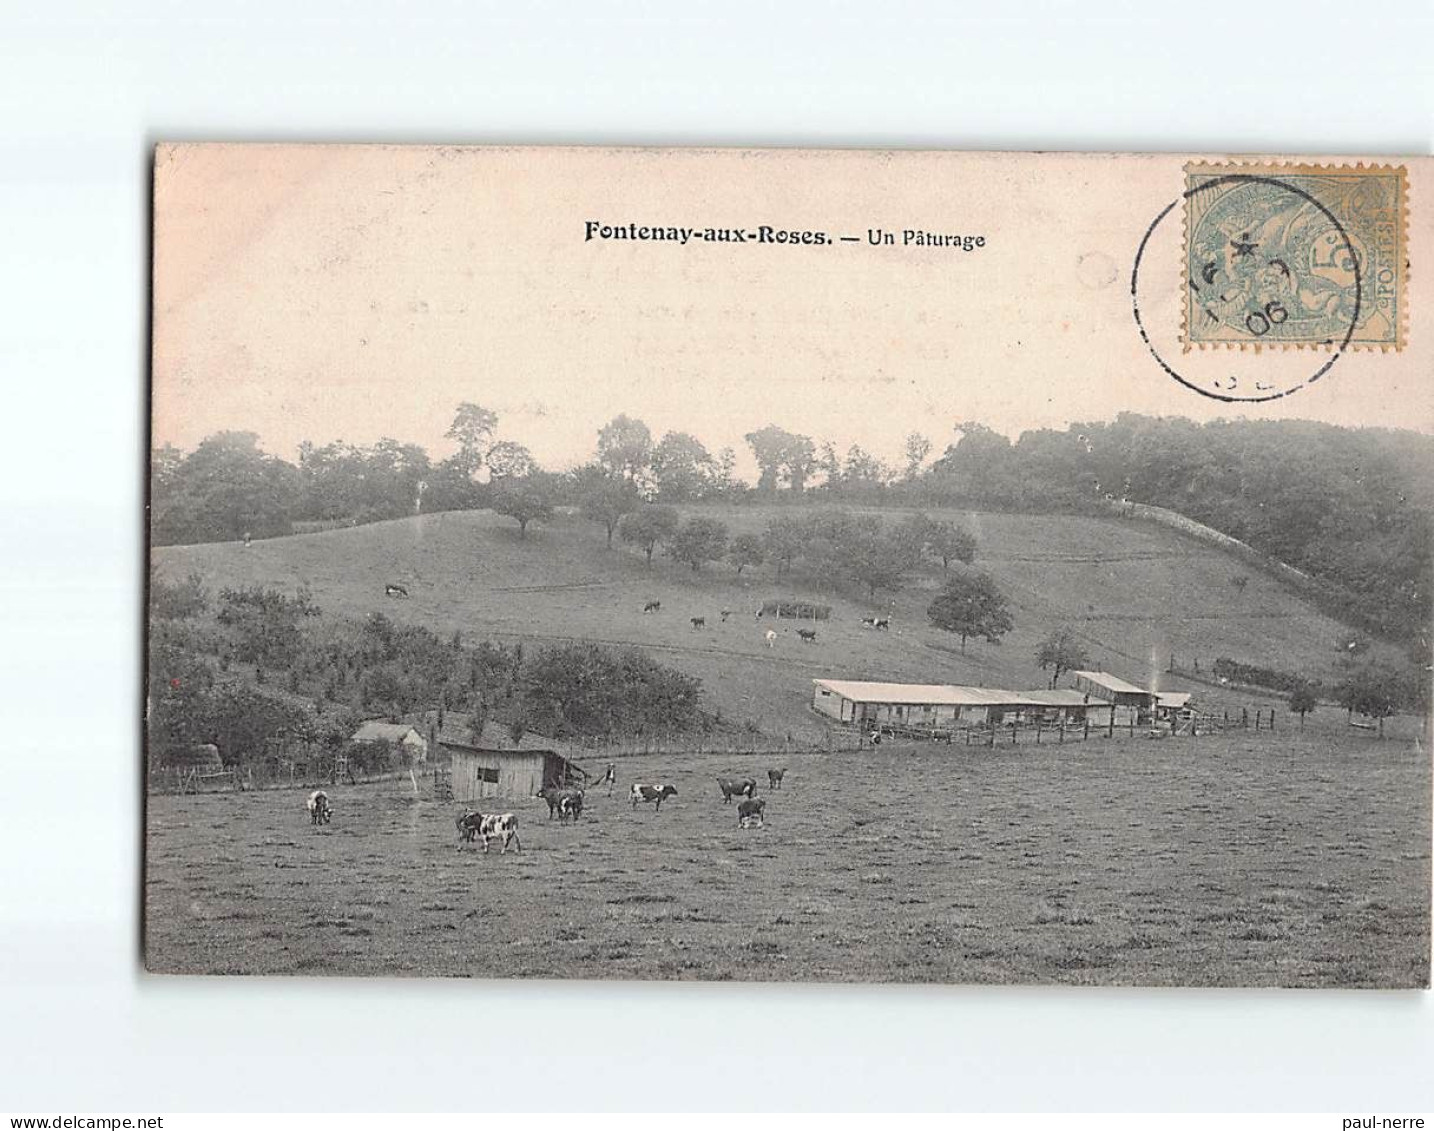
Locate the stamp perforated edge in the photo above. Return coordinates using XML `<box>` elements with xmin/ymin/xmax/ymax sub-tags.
<box><xmin>1180</xmin><ymin>161</ymin><xmax>1409</xmax><ymax>353</ymax></box>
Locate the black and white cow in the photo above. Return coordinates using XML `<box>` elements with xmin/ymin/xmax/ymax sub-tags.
<box><xmin>537</xmin><ymin>785</ymin><xmax>584</xmax><ymax>821</ymax></box>
<box><xmin>384</xmin><ymin>583</ymin><xmax>409</xmax><ymax>598</ymax></box>
<box><xmin>737</xmin><ymin>797</ymin><xmax>766</xmax><ymax>829</ymax></box>
<box><xmin>716</xmin><ymin>777</ymin><xmax>757</xmax><ymax>804</ymax></box>
<box><xmin>690</xmin><ymin>616</ymin><xmax>705</xmax><ymax>630</ymax></box>
<box><xmin>796</xmin><ymin>628</ymin><xmax>817</xmax><ymax>643</ymax></box>
<box><xmin>643</xmin><ymin>600</ymin><xmax>661</xmax><ymax>614</ymax></box>
<box><xmin>630</xmin><ymin>783</ymin><xmax>677</xmax><ymax>812</ymax></box>
<box><xmin>456</xmin><ymin>809</ymin><xmax>521</xmax><ymax>853</ymax></box>
<box><xmin>767</xmin><ymin>768</ymin><xmax>786</xmax><ymax>790</ymax></box>
<box><xmin>306</xmin><ymin>790</ymin><xmax>332</xmax><ymax>825</ymax></box>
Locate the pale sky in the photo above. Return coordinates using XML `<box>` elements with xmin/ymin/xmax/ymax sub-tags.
<box><xmin>152</xmin><ymin>145</ymin><xmax>1433</xmax><ymax>474</ymax></box>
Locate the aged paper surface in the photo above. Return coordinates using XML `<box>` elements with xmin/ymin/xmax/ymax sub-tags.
<box><xmin>147</xmin><ymin>146</ymin><xmax>1431</xmax><ymax>986</ymax></box>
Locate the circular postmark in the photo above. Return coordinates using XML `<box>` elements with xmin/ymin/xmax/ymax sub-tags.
<box><xmin>1131</xmin><ymin>174</ymin><xmax>1362</xmax><ymax>403</ymax></box>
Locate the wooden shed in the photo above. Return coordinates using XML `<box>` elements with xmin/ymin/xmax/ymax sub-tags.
<box><xmin>438</xmin><ymin>738</ymin><xmax>586</xmax><ymax>802</ymax></box>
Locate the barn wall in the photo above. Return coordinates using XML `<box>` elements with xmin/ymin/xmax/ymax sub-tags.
<box><xmin>812</xmin><ymin>685</ymin><xmax>846</xmax><ymax>721</ymax></box>
<box><xmin>450</xmin><ymin>751</ymin><xmax>545</xmax><ymax>802</ymax></box>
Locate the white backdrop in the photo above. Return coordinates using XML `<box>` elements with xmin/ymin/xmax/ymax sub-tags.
<box><xmin>1</xmin><ymin>0</ymin><xmax>1431</xmax><ymax>1113</ymax></box>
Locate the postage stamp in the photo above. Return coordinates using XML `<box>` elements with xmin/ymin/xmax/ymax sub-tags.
<box><xmin>1183</xmin><ymin>163</ymin><xmax>1407</xmax><ymax>351</ymax></box>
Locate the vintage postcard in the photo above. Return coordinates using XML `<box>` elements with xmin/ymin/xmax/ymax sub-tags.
<box><xmin>147</xmin><ymin>145</ymin><xmax>1431</xmax><ymax>987</ymax></box>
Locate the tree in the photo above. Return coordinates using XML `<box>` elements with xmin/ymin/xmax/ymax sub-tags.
<box><xmin>491</xmin><ymin>475</ymin><xmax>553</xmax><ymax>539</ymax></box>
<box><xmin>597</xmin><ymin>414</ymin><xmax>654</xmax><ymax>483</ymax></box>
<box><xmin>925</xmin><ymin>520</ymin><xmax>978</xmax><ymax>571</ymax></box>
<box><xmin>728</xmin><ymin>533</ymin><xmax>765</xmax><ymax>575</ymax></box>
<box><xmin>1289</xmin><ymin>683</ymin><xmax>1318</xmax><ymax>729</ymax></box>
<box><xmin>817</xmin><ymin>441</ymin><xmax>843</xmax><ymax>491</ymax></box>
<box><xmin>904</xmin><ymin>432</ymin><xmax>932</xmax><ymax>480</ymax></box>
<box><xmin>710</xmin><ymin>447</ymin><xmax>741</xmax><ymax>499</ymax></box>
<box><xmin>1336</xmin><ymin>662</ymin><xmax>1408</xmax><ymax>736</ymax></box>
<box><xmin>1035</xmin><ymin>628</ymin><xmax>1090</xmax><ymax>688</ymax></box>
<box><xmin>762</xmin><ymin>516</ymin><xmax>807</xmax><ymax>578</ymax></box>
<box><xmin>619</xmin><ymin>505</ymin><xmax>680</xmax><ymax>566</ymax></box>
<box><xmin>836</xmin><ymin>519</ymin><xmax>920</xmax><ymax>598</ymax></box>
<box><xmin>445</xmin><ymin>403</ymin><xmax>499</xmax><ymax>477</ymax></box>
<box><xmin>843</xmin><ymin>445</ymin><xmax>892</xmax><ymax>490</ymax></box>
<box><xmin>485</xmin><ymin>440</ymin><xmax>536</xmax><ymax>480</ymax></box>
<box><xmin>744</xmin><ymin>424</ymin><xmax>815</xmax><ymax>494</ymax></box>
<box><xmin>927</xmin><ymin>571</ymin><xmax>1014</xmax><ymax>651</ymax></box>
<box><xmin>571</xmin><ymin>463</ymin><xmax>639</xmax><ymax>548</ymax></box>
<box><xmin>667</xmin><ymin>516</ymin><xmax>729</xmax><ymax>572</ymax></box>
<box><xmin>649</xmin><ymin>431</ymin><xmax>717</xmax><ymax>502</ymax></box>
<box><xmin>151</xmin><ymin>431</ymin><xmax>298</xmax><ymax>545</ymax></box>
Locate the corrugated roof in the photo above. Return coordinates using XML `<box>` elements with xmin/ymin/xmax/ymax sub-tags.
<box><xmin>1156</xmin><ymin>691</ymin><xmax>1193</xmax><ymax>707</ymax></box>
<box><xmin>352</xmin><ymin>721</ymin><xmax>426</xmax><ymax>743</ymax></box>
<box><xmin>813</xmin><ymin>679</ymin><xmax>1039</xmax><ymax>707</ymax></box>
<box><xmin>1070</xmin><ymin>671</ymin><xmax>1153</xmax><ymax>696</ymax></box>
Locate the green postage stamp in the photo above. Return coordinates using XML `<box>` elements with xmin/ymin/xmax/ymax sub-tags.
<box><xmin>1184</xmin><ymin>162</ymin><xmax>1407</xmax><ymax>350</ymax></box>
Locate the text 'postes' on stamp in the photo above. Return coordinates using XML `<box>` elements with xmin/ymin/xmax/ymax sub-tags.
<box><xmin>1183</xmin><ymin>163</ymin><xmax>1407</xmax><ymax>352</ymax></box>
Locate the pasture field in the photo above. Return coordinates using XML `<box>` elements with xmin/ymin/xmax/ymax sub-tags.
<box><xmin>152</xmin><ymin>506</ymin><xmax>1377</xmax><ymax>741</ymax></box>
<box><xmin>144</xmin><ymin>730</ymin><xmax>1430</xmax><ymax>986</ymax></box>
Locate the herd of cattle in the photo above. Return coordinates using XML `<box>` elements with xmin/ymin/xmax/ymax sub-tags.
<box><xmin>640</xmin><ymin>600</ymin><xmax>889</xmax><ymax>647</ymax></box>
<box><xmin>302</xmin><ymin>764</ymin><xmax>790</xmax><ymax>854</ymax></box>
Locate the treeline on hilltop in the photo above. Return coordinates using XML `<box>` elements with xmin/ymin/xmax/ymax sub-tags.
<box><xmin>151</xmin><ymin>405</ymin><xmax>1433</xmax><ymax>645</ymax></box>
<box><xmin>148</xmin><ymin>574</ymin><xmax>709</xmax><ymax>773</ymax></box>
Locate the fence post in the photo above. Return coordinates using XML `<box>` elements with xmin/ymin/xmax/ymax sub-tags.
<box><xmin>1058</xmin><ymin>719</ymin><xmax>1065</xmax><ymax>744</ymax></box>
<box><xmin>1255</xmin><ymin>711</ymin><xmax>1261</xmax><ymax>731</ymax></box>
<box><xmin>1242</xmin><ymin>707</ymin><xmax>1249</xmax><ymax>729</ymax></box>
<box><xmin>1036</xmin><ymin>722</ymin><xmax>1042</xmax><ymax>745</ymax></box>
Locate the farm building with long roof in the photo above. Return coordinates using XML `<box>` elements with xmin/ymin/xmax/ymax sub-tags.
<box><xmin>811</xmin><ymin>679</ymin><xmax>1042</xmax><ymax>728</ymax></box>
<box><xmin>813</xmin><ymin>675</ymin><xmax>1183</xmax><ymax>730</ymax></box>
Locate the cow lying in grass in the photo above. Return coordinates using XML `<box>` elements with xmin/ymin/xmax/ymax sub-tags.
<box><xmin>306</xmin><ymin>790</ymin><xmax>332</xmax><ymax>825</ymax></box>
<box><xmin>537</xmin><ymin>785</ymin><xmax>584</xmax><ymax>822</ymax></box>
<box><xmin>456</xmin><ymin>810</ymin><xmax>522</xmax><ymax>853</ymax></box>
<box><xmin>737</xmin><ymin>797</ymin><xmax>766</xmax><ymax>829</ymax></box>
<box><xmin>716</xmin><ymin>777</ymin><xmax>756</xmax><ymax>803</ymax></box>
<box><xmin>630</xmin><ymin>783</ymin><xmax>677</xmax><ymax>812</ymax></box>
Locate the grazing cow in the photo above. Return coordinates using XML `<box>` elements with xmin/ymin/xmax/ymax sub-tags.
<box><xmin>385</xmin><ymin>583</ymin><xmax>409</xmax><ymax>598</ymax></box>
<box><xmin>874</xmin><ymin>616</ymin><xmax>891</xmax><ymax>630</ymax></box>
<box><xmin>737</xmin><ymin>797</ymin><xmax>766</xmax><ymax>829</ymax></box>
<box><xmin>717</xmin><ymin>777</ymin><xmax>757</xmax><ymax>803</ymax></box>
<box><xmin>691</xmin><ymin>616</ymin><xmax>705</xmax><ymax>630</ymax></box>
<box><xmin>764</xmin><ymin>629</ymin><xmax>777</xmax><ymax>648</ymax></box>
<box><xmin>630</xmin><ymin>783</ymin><xmax>678</xmax><ymax>812</ymax></box>
<box><xmin>306</xmin><ymin>790</ymin><xmax>332</xmax><ymax>825</ymax></box>
<box><xmin>767</xmin><ymin>768</ymin><xmax>786</xmax><ymax>790</ymax></box>
<box><xmin>860</xmin><ymin>615</ymin><xmax>878</xmax><ymax>629</ymax></box>
<box><xmin>796</xmin><ymin>628</ymin><xmax>817</xmax><ymax>643</ymax></box>
<box><xmin>456</xmin><ymin>809</ymin><xmax>521</xmax><ymax>853</ymax></box>
<box><xmin>643</xmin><ymin>600</ymin><xmax>661</xmax><ymax>613</ymax></box>
<box><xmin>537</xmin><ymin>785</ymin><xmax>584</xmax><ymax>821</ymax></box>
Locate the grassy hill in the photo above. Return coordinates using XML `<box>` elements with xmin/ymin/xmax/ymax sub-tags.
<box><xmin>152</xmin><ymin>504</ymin><xmax>1377</xmax><ymax>740</ymax></box>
